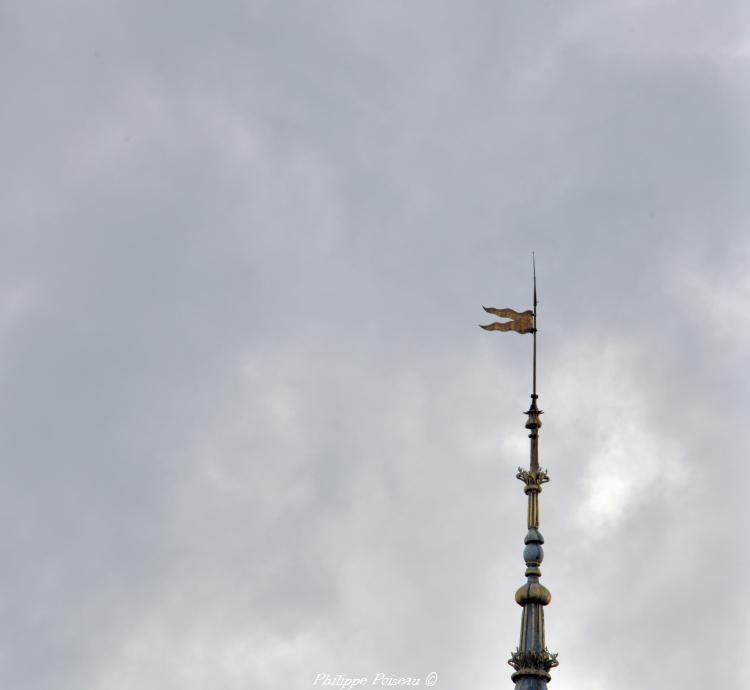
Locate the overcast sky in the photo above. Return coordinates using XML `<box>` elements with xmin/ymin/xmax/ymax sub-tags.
<box><xmin>1</xmin><ymin>2</ymin><xmax>748</xmax><ymax>689</ymax></box>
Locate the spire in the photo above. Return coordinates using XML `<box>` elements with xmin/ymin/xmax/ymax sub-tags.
<box><xmin>480</xmin><ymin>256</ymin><xmax>558</xmax><ymax>688</ymax></box>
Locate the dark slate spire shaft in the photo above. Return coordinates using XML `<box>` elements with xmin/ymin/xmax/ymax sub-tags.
<box><xmin>507</xmin><ymin>260</ymin><xmax>558</xmax><ymax>688</ymax></box>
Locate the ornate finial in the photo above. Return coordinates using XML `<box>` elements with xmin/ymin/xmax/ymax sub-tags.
<box><xmin>516</xmin><ymin>467</ymin><xmax>550</xmax><ymax>488</ymax></box>
<box><xmin>480</xmin><ymin>255</ymin><xmax>558</xmax><ymax>687</ymax></box>
<box><xmin>507</xmin><ymin>647</ymin><xmax>560</xmax><ymax>680</ymax></box>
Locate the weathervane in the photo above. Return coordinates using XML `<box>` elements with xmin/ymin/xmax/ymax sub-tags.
<box><xmin>480</xmin><ymin>253</ymin><xmax>558</xmax><ymax>688</ymax></box>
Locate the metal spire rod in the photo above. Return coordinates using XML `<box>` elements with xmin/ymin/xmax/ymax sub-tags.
<box><xmin>527</xmin><ymin>254</ymin><xmax>542</xmax><ymax>474</ymax></box>
<box><xmin>532</xmin><ymin>252</ymin><xmax>537</xmax><ymax>398</ymax></box>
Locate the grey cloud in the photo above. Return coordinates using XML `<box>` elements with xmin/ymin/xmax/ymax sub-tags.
<box><xmin>0</xmin><ymin>2</ymin><xmax>747</xmax><ymax>689</ymax></box>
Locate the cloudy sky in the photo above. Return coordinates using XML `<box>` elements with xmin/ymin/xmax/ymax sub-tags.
<box><xmin>1</xmin><ymin>2</ymin><xmax>748</xmax><ymax>689</ymax></box>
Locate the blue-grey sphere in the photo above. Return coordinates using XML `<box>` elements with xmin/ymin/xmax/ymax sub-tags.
<box><xmin>523</xmin><ymin>542</ymin><xmax>544</xmax><ymax>564</ymax></box>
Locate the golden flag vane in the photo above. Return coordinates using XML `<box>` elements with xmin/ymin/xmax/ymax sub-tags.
<box><xmin>479</xmin><ymin>308</ymin><xmax>534</xmax><ymax>334</ymax></box>
<box><xmin>480</xmin><ymin>252</ymin><xmax>542</xmax><ymax>470</ymax></box>
<box><xmin>480</xmin><ymin>251</ymin><xmax>539</xmax><ymax>399</ymax></box>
